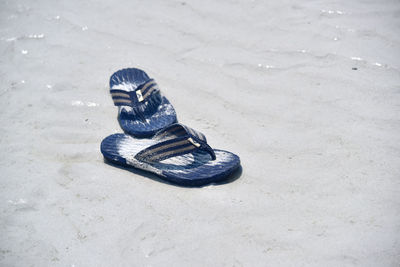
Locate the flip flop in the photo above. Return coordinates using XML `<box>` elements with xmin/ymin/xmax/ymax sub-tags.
<box><xmin>100</xmin><ymin>123</ymin><xmax>240</xmax><ymax>186</ymax></box>
<box><xmin>109</xmin><ymin>68</ymin><xmax>177</xmax><ymax>137</ymax></box>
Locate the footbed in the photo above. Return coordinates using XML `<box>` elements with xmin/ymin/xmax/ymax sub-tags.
<box><xmin>101</xmin><ymin>134</ymin><xmax>240</xmax><ymax>185</ymax></box>
<box><xmin>110</xmin><ymin>68</ymin><xmax>177</xmax><ymax>137</ymax></box>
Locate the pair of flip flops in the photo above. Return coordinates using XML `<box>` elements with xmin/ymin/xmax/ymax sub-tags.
<box><xmin>101</xmin><ymin>68</ymin><xmax>240</xmax><ymax>186</ymax></box>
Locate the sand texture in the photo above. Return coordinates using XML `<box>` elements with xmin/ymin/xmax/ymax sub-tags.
<box><xmin>0</xmin><ymin>0</ymin><xmax>399</xmax><ymax>266</ymax></box>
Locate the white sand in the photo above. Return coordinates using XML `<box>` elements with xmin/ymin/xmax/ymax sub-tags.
<box><xmin>1</xmin><ymin>0</ymin><xmax>399</xmax><ymax>266</ymax></box>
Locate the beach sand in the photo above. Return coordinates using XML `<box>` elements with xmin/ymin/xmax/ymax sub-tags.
<box><xmin>0</xmin><ymin>0</ymin><xmax>399</xmax><ymax>266</ymax></box>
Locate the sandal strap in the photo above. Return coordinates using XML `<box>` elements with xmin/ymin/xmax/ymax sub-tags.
<box><xmin>110</xmin><ymin>79</ymin><xmax>159</xmax><ymax>106</ymax></box>
<box><xmin>135</xmin><ymin>124</ymin><xmax>215</xmax><ymax>163</ymax></box>
<box><xmin>154</xmin><ymin>124</ymin><xmax>207</xmax><ymax>142</ymax></box>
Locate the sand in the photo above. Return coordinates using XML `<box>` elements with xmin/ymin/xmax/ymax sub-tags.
<box><xmin>0</xmin><ymin>0</ymin><xmax>399</xmax><ymax>266</ymax></box>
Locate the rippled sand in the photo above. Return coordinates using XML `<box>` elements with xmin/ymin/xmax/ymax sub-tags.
<box><xmin>1</xmin><ymin>0</ymin><xmax>399</xmax><ymax>266</ymax></box>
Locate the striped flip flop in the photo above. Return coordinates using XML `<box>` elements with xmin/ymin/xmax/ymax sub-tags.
<box><xmin>109</xmin><ymin>68</ymin><xmax>177</xmax><ymax>137</ymax></box>
<box><xmin>101</xmin><ymin>123</ymin><xmax>240</xmax><ymax>186</ymax></box>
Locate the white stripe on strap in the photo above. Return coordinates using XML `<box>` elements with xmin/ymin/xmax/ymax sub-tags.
<box><xmin>111</xmin><ymin>92</ymin><xmax>130</xmax><ymax>98</ymax></box>
<box><xmin>147</xmin><ymin>145</ymin><xmax>194</xmax><ymax>162</ymax></box>
<box><xmin>113</xmin><ymin>99</ymin><xmax>131</xmax><ymax>104</ymax></box>
<box><xmin>140</xmin><ymin>139</ymin><xmax>191</xmax><ymax>157</ymax></box>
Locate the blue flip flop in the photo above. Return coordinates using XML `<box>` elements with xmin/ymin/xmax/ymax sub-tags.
<box><xmin>109</xmin><ymin>68</ymin><xmax>177</xmax><ymax>137</ymax></box>
<box><xmin>101</xmin><ymin>123</ymin><xmax>240</xmax><ymax>186</ymax></box>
